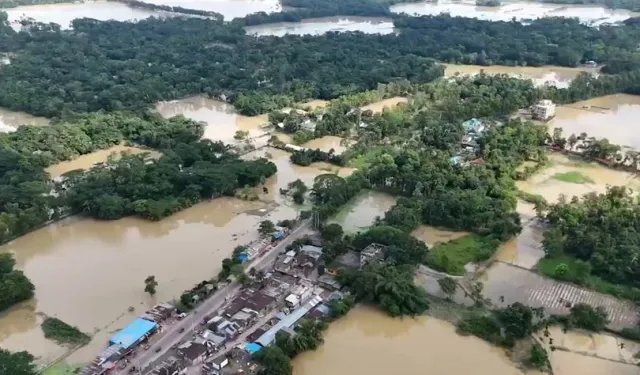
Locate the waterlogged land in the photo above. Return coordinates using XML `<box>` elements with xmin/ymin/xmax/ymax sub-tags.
<box><xmin>141</xmin><ymin>0</ymin><xmax>280</xmax><ymax>19</ymax></box>
<box><xmin>549</xmin><ymin>94</ymin><xmax>640</xmax><ymax>149</ymax></box>
<box><xmin>328</xmin><ymin>191</ymin><xmax>397</xmax><ymax>233</ymax></box>
<box><xmin>293</xmin><ymin>307</ymin><xmax>529</xmax><ymax>375</ymax></box>
<box><xmin>390</xmin><ymin>0</ymin><xmax>640</xmax><ymax>25</ymax></box>
<box><xmin>155</xmin><ymin>96</ymin><xmax>269</xmax><ymax>144</ymax></box>
<box><xmin>0</xmin><ymin>108</ymin><xmax>48</xmax><ymax>132</ymax></box>
<box><xmin>2</xmin><ymin>1</ymin><xmax>167</xmax><ymax>30</ymax></box>
<box><xmin>444</xmin><ymin>64</ymin><xmax>599</xmax><ymax>89</ymax></box>
<box><xmin>45</xmin><ymin>145</ymin><xmax>161</xmax><ymax>178</ymax></box>
<box><xmin>245</xmin><ymin>16</ymin><xmax>395</xmax><ymax>36</ymax></box>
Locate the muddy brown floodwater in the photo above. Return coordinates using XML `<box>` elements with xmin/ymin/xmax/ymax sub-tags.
<box><xmin>155</xmin><ymin>96</ymin><xmax>268</xmax><ymax>145</ymax></box>
<box><xmin>293</xmin><ymin>306</ymin><xmax>528</xmax><ymax>375</ymax></box>
<box><xmin>328</xmin><ymin>191</ymin><xmax>396</xmax><ymax>233</ymax></box>
<box><xmin>245</xmin><ymin>16</ymin><xmax>395</xmax><ymax>36</ymax></box>
<box><xmin>362</xmin><ymin>97</ymin><xmax>408</xmax><ymax>113</ymax></box>
<box><xmin>45</xmin><ymin>145</ymin><xmax>161</xmax><ymax>178</ymax></box>
<box><xmin>390</xmin><ymin>0</ymin><xmax>640</xmax><ymax>25</ymax></box>
<box><xmin>143</xmin><ymin>0</ymin><xmax>281</xmax><ymax>19</ymax></box>
<box><xmin>0</xmin><ymin>108</ymin><xmax>49</xmax><ymax>133</ymax></box>
<box><xmin>549</xmin><ymin>94</ymin><xmax>640</xmax><ymax>149</ymax></box>
<box><xmin>411</xmin><ymin>225</ymin><xmax>469</xmax><ymax>247</ymax></box>
<box><xmin>444</xmin><ymin>64</ymin><xmax>599</xmax><ymax>89</ymax></box>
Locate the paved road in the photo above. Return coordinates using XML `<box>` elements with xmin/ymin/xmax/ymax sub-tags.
<box><xmin>118</xmin><ymin>221</ymin><xmax>313</xmax><ymax>375</ymax></box>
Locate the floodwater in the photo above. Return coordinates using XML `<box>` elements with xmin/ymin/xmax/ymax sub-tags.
<box><xmin>0</xmin><ymin>195</ymin><xmax>299</xmax><ymax>363</ymax></box>
<box><xmin>2</xmin><ymin>1</ymin><xmax>166</xmax><ymax>30</ymax></box>
<box><xmin>390</xmin><ymin>0</ymin><xmax>640</xmax><ymax>25</ymax></box>
<box><xmin>549</xmin><ymin>94</ymin><xmax>640</xmax><ymax>149</ymax></box>
<box><xmin>45</xmin><ymin>145</ymin><xmax>161</xmax><ymax>178</ymax></box>
<box><xmin>245</xmin><ymin>16</ymin><xmax>395</xmax><ymax>36</ymax></box>
<box><xmin>328</xmin><ymin>191</ymin><xmax>396</xmax><ymax>233</ymax></box>
<box><xmin>411</xmin><ymin>225</ymin><xmax>469</xmax><ymax>247</ymax></box>
<box><xmin>551</xmin><ymin>351</ymin><xmax>639</xmax><ymax>375</ymax></box>
<box><xmin>516</xmin><ymin>153</ymin><xmax>640</xmax><ymax>204</ymax></box>
<box><xmin>362</xmin><ymin>97</ymin><xmax>408</xmax><ymax>113</ymax></box>
<box><xmin>0</xmin><ymin>108</ymin><xmax>49</xmax><ymax>133</ymax></box>
<box><xmin>155</xmin><ymin>96</ymin><xmax>269</xmax><ymax>145</ymax></box>
<box><xmin>143</xmin><ymin>0</ymin><xmax>280</xmax><ymax>19</ymax></box>
<box><xmin>293</xmin><ymin>307</ymin><xmax>526</xmax><ymax>375</ymax></box>
<box><xmin>444</xmin><ymin>64</ymin><xmax>599</xmax><ymax>89</ymax></box>
<box><xmin>543</xmin><ymin>326</ymin><xmax>640</xmax><ymax>365</ymax></box>
<box><xmin>494</xmin><ymin>221</ymin><xmax>546</xmax><ymax>269</ymax></box>
<box><xmin>302</xmin><ymin>136</ymin><xmax>352</xmax><ymax>155</ymax></box>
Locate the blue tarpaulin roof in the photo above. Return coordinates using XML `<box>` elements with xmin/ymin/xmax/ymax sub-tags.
<box><xmin>110</xmin><ymin>318</ymin><xmax>157</xmax><ymax>349</ymax></box>
<box><xmin>246</xmin><ymin>343</ymin><xmax>263</xmax><ymax>354</ymax></box>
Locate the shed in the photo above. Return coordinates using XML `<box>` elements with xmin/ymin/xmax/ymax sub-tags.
<box><xmin>210</xmin><ymin>355</ymin><xmax>229</xmax><ymax>370</ymax></box>
<box><xmin>109</xmin><ymin>318</ymin><xmax>157</xmax><ymax>350</ymax></box>
<box><xmin>285</xmin><ymin>294</ymin><xmax>300</xmax><ymax>308</ymax></box>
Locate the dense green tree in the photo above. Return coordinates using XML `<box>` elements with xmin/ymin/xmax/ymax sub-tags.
<box><xmin>259</xmin><ymin>220</ymin><xmax>276</xmax><ymax>237</ymax></box>
<box><xmin>437</xmin><ymin>277</ymin><xmax>458</xmax><ymax>299</ymax></box>
<box><xmin>0</xmin><ymin>254</ymin><xmax>34</xmax><ymax>312</ymax></box>
<box><xmin>0</xmin><ymin>349</ymin><xmax>37</xmax><ymax>375</ymax></box>
<box><xmin>254</xmin><ymin>346</ymin><xmax>292</xmax><ymax>375</ymax></box>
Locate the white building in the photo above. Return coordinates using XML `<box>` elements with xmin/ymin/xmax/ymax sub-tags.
<box><xmin>532</xmin><ymin>100</ymin><xmax>556</xmax><ymax>121</ymax></box>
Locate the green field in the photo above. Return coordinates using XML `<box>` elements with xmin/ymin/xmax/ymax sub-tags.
<box><xmin>42</xmin><ymin>362</ymin><xmax>81</xmax><ymax>375</ymax></box>
<box><xmin>551</xmin><ymin>171</ymin><xmax>593</xmax><ymax>184</ymax></box>
<box><xmin>425</xmin><ymin>234</ymin><xmax>500</xmax><ymax>276</ymax></box>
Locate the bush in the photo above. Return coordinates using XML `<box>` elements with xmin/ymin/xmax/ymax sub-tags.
<box><xmin>527</xmin><ymin>343</ymin><xmax>549</xmax><ymax>370</ymax></box>
<box><xmin>457</xmin><ymin>313</ymin><xmax>503</xmax><ymax>345</ymax></box>
<box><xmin>41</xmin><ymin>317</ymin><xmax>90</xmax><ymax>346</ymax></box>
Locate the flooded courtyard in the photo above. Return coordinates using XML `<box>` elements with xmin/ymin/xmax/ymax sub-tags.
<box><xmin>245</xmin><ymin>16</ymin><xmax>395</xmax><ymax>36</ymax></box>
<box><xmin>444</xmin><ymin>64</ymin><xmax>599</xmax><ymax>89</ymax></box>
<box><xmin>390</xmin><ymin>0</ymin><xmax>640</xmax><ymax>25</ymax></box>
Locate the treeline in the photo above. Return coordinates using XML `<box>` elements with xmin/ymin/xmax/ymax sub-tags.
<box><xmin>541</xmin><ymin>187</ymin><xmax>640</xmax><ymax>292</ymax></box>
<box><xmin>0</xmin><ymin>253</ymin><xmax>34</xmax><ymax>313</ymax></box>
<box><xmin>41</xmin><ymin>317</ymin><xmax>91</xmax><ymax>346</ymax></box>
<box><xmin>4</xmin><ymin>14</ymin><xmax>640</xmax><ymax>118</ymax></box>
<box><xmin>107</xmin><ymin>0</ymin><xmax>225</xmax><ymax>19</ymax></box>
<box><xmin>0</xmin><ymin>112</ymin><xmax>204</xmax><ymax>245</ymax></box>
<box><xmin>0</xmin><ymin>0</ymin><xmax>68</xmax><ymax>8</ymax></box>
<box><xmin>290</xmin><ymin>148</ymin><xmax>344</xmax><ymax>166</ymax></box>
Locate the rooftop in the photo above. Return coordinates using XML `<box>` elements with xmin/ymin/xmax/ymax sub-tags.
<box><xmin>254</xmin><ymin>295</ymin><xmax>323</xmax><ymax>347</ymax></box>
<box><xmin>109</xmin><ymin>318</ymin><xmax>157</xmax><ymax>349</ymax></box>
<box><xmin>329</xmin><ymin>251</ymin><xmax>361</xmax><ymax>270</ymax></box>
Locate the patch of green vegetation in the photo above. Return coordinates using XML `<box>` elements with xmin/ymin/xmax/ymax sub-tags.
<box><xmin>537</xmin><ymin>255</ymin><xmax>640</xmax><ymax>301</ymax></box>
<box><xmin>516</xmin><ymin>189</ymin><xmax>547</xmax><ymax>206</ymax></box>
<box><xmin>42</xmin><ymin>362</ymin><xmax>81</xmax><ymax>375</ymax></box>
<box><xmin>346</xmin><ymin>147</ymin><xmax>390</xmax><ymax>169</ymax></box>
<box><xmin>41</xmin><ymin>317</ymin><xmax>90</xmax><ymax>346</ymax></box>
<box><xmin>551</xmin><ymin>171</ymin><xmax>593</xmax><ymax>184</ymax></box>
<box><xmin>425</xmin><ymin>234</ymin><xmax>500</xmax><ymax>276</ymax></box>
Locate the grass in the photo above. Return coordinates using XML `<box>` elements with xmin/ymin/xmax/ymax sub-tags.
<box><xmin>516</xmin><ymin>189</ymin><xmax>547</xmax><ymax>206</ymax></box>
<box><xmin>537</xmin><ymin>254</ymin><xmax>640</xmax><ymax>302</ymax></box>
<box><xmin>551</xmin><ymin>171</ymin><xmax>594</xmax><ymax>184</ymax></box>
<box><xmin>41</xmin><ymin>317</ymin><xmax>91</xmax><ymax>346</ymax></box>
<box><xmin>346</xmin><ymin>147</ymin><xmax>390</xmax><ymax>169</ymax></box>
<box><xmin>425</xmin><ymin>234</ymin><xmax>500</xmax><ymax>276</ymax></box>
<box><xmin>42</xmin><ymin>362</ymin><xmax>81</xmax><ymax>375</ymax></box>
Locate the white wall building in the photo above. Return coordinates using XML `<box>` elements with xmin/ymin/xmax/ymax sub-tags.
<box><xmin>532</xmin><ymin>100</ymin><xmax>556</xmax><ymax>121</ymax></box>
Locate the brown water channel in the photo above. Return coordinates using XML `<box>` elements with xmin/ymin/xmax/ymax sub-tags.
<box><xmin>0</xmin><ymin>108</ymin><xmax>48</xmax><ymax>133</ymax></box>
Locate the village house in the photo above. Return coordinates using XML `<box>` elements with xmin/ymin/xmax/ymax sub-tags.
<box><xmin>153</xmin><ymin>357</ymin><xmax>185</xmax><ymax>375</ymax></box>
<box><xmin>223</xmin><ymin>290</ymin><xmax>277</xmax><ymax>318</ymax></box>
<box><xmin>178</xmin><ymin>341</ymin><xmax>209</xmax><ymax>366</ymax></box>
<box><xmin>532</xmin><ymin>99</ymin><xmax>556</xmax><ymax>121</ymax></box>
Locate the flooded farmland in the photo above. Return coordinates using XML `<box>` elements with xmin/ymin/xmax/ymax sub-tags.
<box><xmin>444</xmin><ymin>64</ymin><xmax>599</xmax><ymax>89</ymax></box>
<box><xmin>0</xmin><ymin>108</ymin><xmax>49</xmax><ymax>133</ymax></box>
<box><xmin>549</xmin><ymin>94</ymin><xmax>640</xmax><ymax>149</ymax></box>
<box><xmin>293</xmin><ymin>307</ymin><xmax>525</xmax><ymax>375</ymax></box>
<box><xmin>155</xmin><ymin>96</ymin><xmax>269</xmax><ymax>145</ymax></box>
<box><xmin>390</xmin><ymin>0</ymin><xmax>640</xmax><ymax>25</ymax></box>
<box><xmin>516</xmin><ymin>153</ymin><xmax>640</xmax><ymax>204</ymax></box>
<box><xmin>302</xmin><ymin>136</ymin><xmax>353</xmax><ymax>155</ymax></box>
<box><xmin>45</xmin><ymin>145</ymin><xmax>161</xmax><ymax>178</ymax></box>
<box><xmin>2</xmin><ymin>1</ymin><xmax>166</xmax><ymax>30</ymax></box>
<box><xmin>245</xmin><ymin>16</ymin><xmax>395</xmax><ymax>36</ymax></box>
<box><xmin>328</xmin><ymin>191</ymin><xmax>396</xmax><ymax>233</ymax></box>
<box><xmin>411</xmin><ymin>225</ymin><xmax>469</xmax><ymax>247</ymax></box>
<box><xmin>143</xmin><ymin>0</ymin><xmax>280</xmax><ymax>19</ymax></box>
<box><xmin>362</xmin><ymin>96</ymin><xmax>408</xmax><ymax>113</ymax></box>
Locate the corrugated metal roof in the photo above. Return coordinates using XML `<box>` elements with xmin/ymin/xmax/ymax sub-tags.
<box><xmin>109</xmin><ymin>318</ymin><xmax>157</xmax><ymax>349</ymax></box>
<box><xmin>254</xmin><ymin>295</ymin><xmax>323</xmax><ymax>347</ymax></box>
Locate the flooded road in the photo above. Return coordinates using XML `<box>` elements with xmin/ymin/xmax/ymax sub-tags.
<box><xmin>155</xmin><ymin>96</ymin><xmax>268</xmax><ymax>144</ymax></box>
<box><xmin>2</xmin><ymin>1</ymin><xmax>166</xmax><ymax>30</ymax></box>
<box><xmin>550</xmin><ymin>94</ymin><xmax>640</xmax><ymax>149</ymax></box>
<box><xmin>390</xmin><ymin>0</ymin><xmax>640</xmax><ymax>25</ymax></box>
<box><xmin>0</xmin><ymin>108</ymin><xmax>48</xmax><ymax>133</ymax></box>
<box><xmin>444</xmin><ymin>64</ymin><xmax>599</xmax><ymax>89</ymax></box>
<box><xmin>293</xmin><ymin>307</ymin><xmax>525</xmax><ymax>375</ymax></box>
<box><xmin>328</xmin><ymin>191</ymin><xmax>396</xmax><ymax>233</ymax></box>
<box><xmin>245</xmin><ymin>16</ymin><xmax>395</xmax><ymax>36</ymax></box>
<box><xmin>46</xmin><ymin>145</ymin><xmax>161</xmax><ymax>178</ymax></box>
